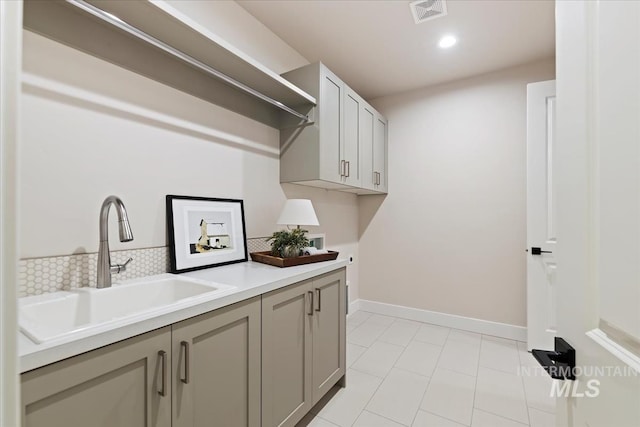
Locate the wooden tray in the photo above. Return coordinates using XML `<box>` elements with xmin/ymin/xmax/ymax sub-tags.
<box><xmin>250</xmin><ymin>251</ymin><xmax>339</xmax><ymax>268</ymax></box>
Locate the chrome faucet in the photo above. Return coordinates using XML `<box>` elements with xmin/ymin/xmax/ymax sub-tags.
<box><xmin>97</xmin><ymin>196</ymin><xmax>134</xmax><ymax>288</ymax></box>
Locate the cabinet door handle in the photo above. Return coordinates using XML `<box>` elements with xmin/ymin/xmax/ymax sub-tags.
<box><xmin>340</xmin><ymin>160</ymin><xmax>345</xmax><ymax>177</ymax></box>
<box><xmin>158</xmin><ymin>350</ymin><xmax>167</xmax><ymax>397</ymax></box>
<box><xmin>346</xmin><ymin>161</ymin><xmax>350</xmax><ymax>177</ymax></box>
<box><xmin>315</xmin><ymin>288</ymin><xmax>322</xmax><ymax>312</ymax></box>
<box><xmin>307</xmin><ymin>290</ymin><xmax>314</xmax><ymax>316</ymax></box>
<box><xmin>180</xmin><ymin>341</ymin><xmax>190</xmax><ymax>384</ymax></box>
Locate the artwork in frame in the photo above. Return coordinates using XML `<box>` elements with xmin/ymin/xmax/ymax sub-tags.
<box><xmin>166</xmin><ymin>195</ymin><xmax>248</xmax><ymax>273</ymax></box>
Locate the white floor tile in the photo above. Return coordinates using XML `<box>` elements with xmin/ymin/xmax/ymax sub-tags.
<box><xmin>366</xmin><ymin>368</ymin><xmax>430</xmax><ymax>426</ymax></box>
<box><xmin>348</xmin><ymin>311</ymin><xmax>373</xmax><ymax>333</ymax></box>
<box><xmin>309</xmin><ymin>418</ymin><xmax>340</xmax><ymax>427</ymax></box>
<box><xmin>474</xmin><ymin>367</ymin><xmax>529</xmax><ymax>425</ymax></box>
<box><xmin>520</xmin><ymin>367</ymin><xmax>556</xmax><ymax>414</ymax></box>
<box><xmin>412</xmin><ymin>410</ymin><xmax>466</xmax><ymax>427</ymax></box>
<box><xmin>351</xmin><ymin>341</ymin><xmax>405</xmax><ymax>378</ymax></box>
<box><xmin>367</xmin><ymin>313</ymin><xmax>397</xmax><ymax>326</ymax></box>
<box><xmin>420</xmin><ymin>368</ymin><xmax>476</xmax><ymax>426</ymax></box>
<box><xmin>447</xmin><ymin>329</ymin><xmax>482</xmax><ymax>345</ymax></box>
<box><xmin>437</xmin><ymin>338</ymin><xmax>481</xmax><ymax>377</ymax></box>
<box><xmin>413</xmin><ymin>323</ymin><xmax>451</xmax><ymax>346</ymax></box>
<box><xmin>471</xmin><ymin>409</ymin><xmax>528</xmax><ymax>427</ymax></box>
<box><xmin>479</xmin><ymin>335</ymin><xmax>521</xmax><ymax>375</ymax></box>
<box><xmin>349</xmin><ymin>320</ymin><xmax>392</xmax><ymax>347</ymax></box>
<box><xmin>297</xmin><ymin>412</ymin><xmax>340</xmax><ymax>427</ymax></box>
<box><xmin>528</xmin><ymin>407</ymin><xmax>555</xmax><ymax>427</ymax></box>
<box><xmin>348</xmin><ymin>311</ymin><xmax>373</xmax><ymax>326</ymax></box>
<box><xmin>314</xmin><ymin>369</ymin><xmax>383</xmax><ymax>427</ymax></box>
<box><xmin>348</xmin><ymin>343</ymin><xmax>367</xmax><ymax>368</ymax></box>
<box><xmin>378</xmin><ymin>319</ymin><xmax>420</xmax><ymax>347</ymax></box>
<box><xmin>516</xmin><ymin>342</ymin><xmax>540</xmax><ymax>369</ymax></box>
<box><xmin>395</xmin><ymin>340</ymin><xmax>442</xmax><ymax>377</ymax></box>
<box><xmin>353</xmin><ymin>411</ymin><xmax>405</xmax><ymax>427</ymax></box>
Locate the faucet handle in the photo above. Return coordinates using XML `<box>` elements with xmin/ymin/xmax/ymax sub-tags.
<box><xmin>111</xmin><ymin>257</ymin><xmax>133</xmax><ymax>274</ymax></box>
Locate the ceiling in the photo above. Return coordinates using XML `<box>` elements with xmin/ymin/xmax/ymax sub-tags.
<box><xmin>237</xmin><ymin>0</ymin><xmax>555</xmax><ymax>100</ymax></box>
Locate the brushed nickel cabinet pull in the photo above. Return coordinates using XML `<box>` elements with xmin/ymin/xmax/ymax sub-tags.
<box><xmin>180</xmin><ymin>341</ymin><xmax>190</xmax><ymax>384</ymax></box>
<box><xmin>346</xmin><ymin>161</ymin><xmax>350</xmax><ymax>177</ymax></box>
<box><xmin>340</xmin><ymin>160</ymin><xmax>346</xmax><ymax>177</ymax></box>
<box><xmin>307</xmin><ymin>291</ymin><xmax>314</xmax><ymax>315</ymax></box>
<box><xmin>315</xmin><ymin>288</ymin><xmax>322</xmax><ymax>312</ymax></box>
<box><xmin>158</xmin><ymin>350</ymin><xmax>167</xmax><ymax>397</ymax></box>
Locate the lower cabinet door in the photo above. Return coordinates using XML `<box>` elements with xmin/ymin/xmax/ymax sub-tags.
<box><xmin>262</xmin><ymin>280</ymin><xmax>313</xmax><ymax>427</ymax></box>
<box><xmin>311</xmin><ymin>269</ymin><xmax>346</xmax><ymax>404</ymax></box>
<box><xmin>172</xmin><ymin>297</ymin><xmax>261</xmax><ymax>427</ymax></box>
<box><xmin>21</xmin><ymin>327</ymin><xmax>172</xmax><ymax>427</ymax></box>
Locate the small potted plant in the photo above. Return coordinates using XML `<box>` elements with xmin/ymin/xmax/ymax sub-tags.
<box><xmin>266</xmin><ymin>228</ymin><xmax>310</xmax><ymax>258</ymax></box>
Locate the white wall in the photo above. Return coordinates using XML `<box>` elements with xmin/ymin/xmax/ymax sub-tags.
<box><xmin>19</xmin><ymin>3</ymin><xmax>359</xmax><ymax>297</ymax></box>
<box><xmin>360</xmin><ymin>59</ymin><xmax>555</xmax><ymax>327</ymax></box>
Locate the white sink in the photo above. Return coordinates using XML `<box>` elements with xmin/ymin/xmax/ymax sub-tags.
<box><xmin>19</xmin><ymin>274</ymin><xmax>235</xmax><ymax>344</ymax></box>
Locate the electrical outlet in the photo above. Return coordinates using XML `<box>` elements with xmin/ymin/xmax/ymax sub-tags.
<box><xmin>348</xmin><ymin>254</ymin><xmax>354</xmax><ymax>264</ymax></box>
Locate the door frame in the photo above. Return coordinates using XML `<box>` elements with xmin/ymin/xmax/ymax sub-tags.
<box><xmin>0</xmin><ymin>0</ymin><xmax>22</xmax><ymax>425</ymax></box>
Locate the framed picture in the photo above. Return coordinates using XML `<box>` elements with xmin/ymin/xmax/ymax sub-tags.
<box><xmin>166</xmin><ymin>195</ymin><xmax>248</xmax><ymax>273</ymax></box>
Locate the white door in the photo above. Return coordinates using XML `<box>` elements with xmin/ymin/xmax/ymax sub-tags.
<box><xmin>527</xmin><ymin>80</ymin><xmax>557</xmax><ymax>351</ymax></box>
<box><xmin>0</xmin><ymin>1</ymin><xmax>22</xmax><ymax>426</ymax></box>
<box><xmin>555</xmin><ymin>1</ymin><xmax>640</xmax><ymax>426</ymax></box>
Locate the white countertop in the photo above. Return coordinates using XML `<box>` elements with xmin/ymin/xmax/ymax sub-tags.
<box><xmin>19</xmin><ymin>259</ymin><xmax>348</xmax><ymax>373</ymax></box>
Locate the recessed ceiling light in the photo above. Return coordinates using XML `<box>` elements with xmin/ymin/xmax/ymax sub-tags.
<box><xmin>438</xmin><ymin>35</ymin><xmax>457</xmax><ymax>49</ymax></box>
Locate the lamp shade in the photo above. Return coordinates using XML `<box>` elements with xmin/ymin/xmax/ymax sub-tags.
<box><xmin>277</xmin><ymin>199</ymin><xmax>319</xmax><ymax>226</ymax></box>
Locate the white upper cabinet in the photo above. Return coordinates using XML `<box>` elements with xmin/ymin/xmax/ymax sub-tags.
<box><xmin>373</xmin><ymin>114</ymin><xmax>388</xmax><ymax>193</ymax></box>
<box><xmin>280</xmin><ymin>62</ymin><xmax>388</xmax><ymax>194</ymax></box>
<box><xmin>359</xmin><ymin>101</ymin><xmax>388</xmax><ymax>193</ymax></box>
<box><xmin>343</xmin><ymin>87</ymin><xmax>362</xmax><ymax>188</ymax></box>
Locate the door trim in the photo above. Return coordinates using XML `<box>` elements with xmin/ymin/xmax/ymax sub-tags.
<box><xmin>586</xmin><ymin>326</ymin><xmax>640</xmax><ymax>374</ymax></box>
<box><xmin>0</xmin><ymin>1</ymin><xmax>22</xmax><ymax>425</ymax></box>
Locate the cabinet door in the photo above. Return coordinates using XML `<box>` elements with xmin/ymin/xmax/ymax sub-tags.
<box><xmin>21</xmin><ymin>327</ymin><xmax>171</xmax><ymax>427</ymax></box>
<box><xmin>311</xmin><ymin>269</ymin><xmax>346</xmax><ymax>404</ymax></box>
<box><xmin>343</xmin><ymin>87</ymin><xmax>361</xmax><ymax>187</ymax></box>
<box><xmin>172</xmin><ymin>297</ymin><xmax>261</xmax><ymax>427</ymax></box>
<box><xmin>360</xmin><ymin>104</ymin><xmax>376</xmax><ymax>190</ymax></box>
<box><xmin>373</xmin><ymin>115</ymin><xmax>388</xmax><ymax>193</ymax></box>
<box><xmin>319</xmin><ymin>66</ymin><xmax>345</xmax><ymax>184</ymax></box>
<box><xmin>262</xmin><ymin>280</ymin><xmax>313</xmax><ymax>427</ymax></box>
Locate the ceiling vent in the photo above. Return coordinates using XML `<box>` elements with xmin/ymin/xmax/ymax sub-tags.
<box><xmin>409</xmin><ymin>0</ymin><xmax>448</xmax><ymax>24</ymax></box>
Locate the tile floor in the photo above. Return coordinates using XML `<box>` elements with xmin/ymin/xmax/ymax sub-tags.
<box><xmin>298</xmin><ymin>311</ymin><xmax>556</xmax><ymax>427</ymax></box>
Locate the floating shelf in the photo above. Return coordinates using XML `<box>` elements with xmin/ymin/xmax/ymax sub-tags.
<box><xmin>23</xmin><ymin>0</ymin><xmax>316</xmax><ymax>128</ymax></box>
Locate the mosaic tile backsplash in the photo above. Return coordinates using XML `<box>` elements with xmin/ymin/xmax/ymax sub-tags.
<box><xmin>19</xmin><ymin>237</ymin><xmax>271</xmax><ymax>297</ymax></box>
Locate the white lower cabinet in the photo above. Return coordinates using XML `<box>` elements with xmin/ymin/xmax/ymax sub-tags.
<box><xmin>172</xmin><ymin>297</ymin><xmax>262</xmax><ymax>427</ymax></box>
<box><xmin>21</xmin><ymin>327</ymin><xmax>173</xmax><ymax>427</ymax></box>
<box><xmin>262</xmin><ymin>269</ymin><xmax>346</xmax><ymax>427</ymax></box>
<box><xmin>20</xmin><ymin>268</ymin><xmax>346</xmax><ymax>427</ymax></box>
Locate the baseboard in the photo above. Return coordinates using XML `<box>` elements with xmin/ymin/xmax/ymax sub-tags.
<box><xmin>351</xmin><ymin>299</ymin><xmax>527</xmax><ymax>342</ymax></box>
<box><xmin>347</xmin><ymin>299</ymin><xmax>361</xmax><ymax>317</ymax></box>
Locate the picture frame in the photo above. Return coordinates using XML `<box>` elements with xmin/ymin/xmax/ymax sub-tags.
<box><xmin>166</xmin><ymin>195</ymin><xmax>248</xmax><ymax>273</ymax></box>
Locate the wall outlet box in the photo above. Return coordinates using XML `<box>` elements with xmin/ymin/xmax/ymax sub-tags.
<box><xmin>307</xmin><ymin>233</ymin><xmax>325</xmax><ymax>249</ymax></box>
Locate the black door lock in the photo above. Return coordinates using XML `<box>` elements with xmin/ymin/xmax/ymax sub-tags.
<box><xmin>532</xmin><ymin>337</ymin><xmax>576</xmax><ymax>380</ymax></box>
<box><xmin>531</xmin><ymin>247</ymin><xmax>552</xmax><ymax>255</ymax></box>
